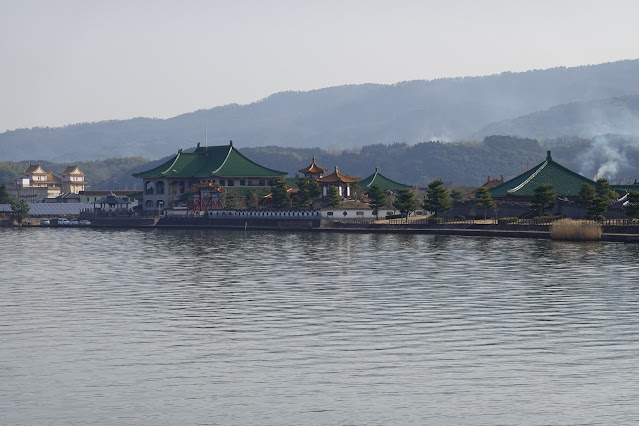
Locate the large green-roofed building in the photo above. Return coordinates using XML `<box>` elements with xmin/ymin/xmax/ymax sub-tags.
<box><xmin>490</xmin><ymin>151</ymin><xmax>595</xmax><ymax>199</ymax></box>
<box><xmin>358</xmin><ymin>167</ymin><xmax>410</xmax><ymax>191</ymax></box>
<box><xmin>133</xmin><ymin>141</ymin><xmax>287</xmax><ymax>210</ymax></box>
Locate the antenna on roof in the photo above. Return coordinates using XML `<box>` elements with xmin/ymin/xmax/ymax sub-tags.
<box><xmin>205</xmin><ymin>121</ymin><xmax>208</xmax><ymax>148</ymax></box>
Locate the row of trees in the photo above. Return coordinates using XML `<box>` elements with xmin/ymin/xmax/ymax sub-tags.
<box><xmin>372</xmin><ymin>177</ymin><xmax>637</xmax><ymax>222</ymax></box>
<box><xmin>528</xmin><ymin>178</ymin><xmax>621</xmax><ymax>219</ymax></box>
<box><xmin>386</xmin><ymin>179</ymin><xmax>496</xmax><ymax>222</ymax></box>
<box><xmin>268</xmin><ymin>178</ymin><xmax>342</xmax><ymax>209</ymax></box>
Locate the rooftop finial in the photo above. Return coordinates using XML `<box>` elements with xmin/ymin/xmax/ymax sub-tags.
<box><xmin>547</xmin><ymin>150</ymin><xmax>552</xmax><ymax>161</ymax></box>
<box><xmin>229</xmin><ymin>140</ymin><xmax>233</xmax><ymax>147</ymax></box>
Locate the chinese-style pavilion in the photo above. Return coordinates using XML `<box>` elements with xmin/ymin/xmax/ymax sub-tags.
<box><xmin>317</xmin><ymin>166</ymin><xmax>359</xmax><ymax>197</ymax></box>
<box><xmin>299</xmin><ymin>157</ymin><xmax>328</xmax><ymax>179</ymax></box>
<box><xmin>133</xmin><ymin>141</ymin><xmax>287</xmax><ymax>210</ymax></box>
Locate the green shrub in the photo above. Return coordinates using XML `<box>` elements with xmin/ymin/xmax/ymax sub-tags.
<box><xmin>427</xmin><ymin>217</ymin><xmax>445</xmax><ymax>224</ymax></box>
<box><xmin>533</xmin><ymin>214</ymin><xmax>562</xmax><ymax>224</ymax></box>
<box><xmin>498</xmin><ymin>217</ymin><xmax>519</xmax><ymax>224</ymax></box>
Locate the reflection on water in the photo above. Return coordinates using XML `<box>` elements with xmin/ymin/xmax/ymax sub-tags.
<box><xmin>1</xmin><ymin>228</ymin><xmax>639</xmax><ymax>424</ymax></box>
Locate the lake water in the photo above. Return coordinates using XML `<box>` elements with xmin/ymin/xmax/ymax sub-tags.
<box><xmin>1</xmin><ymin>227</ymin><xmax>639</xmax><ymax>424</ymax></box>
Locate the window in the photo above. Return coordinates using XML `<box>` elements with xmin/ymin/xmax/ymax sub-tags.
<box><xmin>259</xmin><ymin>179</ymin><xmax>265</xmax><ymax>186</ymax></box>
<box><xmin>327</xmin><ymin>212</ymin><xmax>334</xmax><ymax>216</ymax></box>
<box><xmin>240</xmin><ymin>180</ymin><xmax>246</xmax><ymax>186</ymax></box>
<box><xmin>227</xmin><ymin>179</ymin><xmax>234</xmax><ymax>186</ymax></box>
<box><xmin>356</xmin><ymin>211</ymin><xmax>364</xmax><ymax>216</ymax></box>
<box><xmin>268</xmin><ymin>180</ymin><xmax>274</xmax><ymax>186</ymax></box>
<box><xmin>219</xmin><ymin>179</ymin><xmax>225</xmax><ymax>186</ymax></box>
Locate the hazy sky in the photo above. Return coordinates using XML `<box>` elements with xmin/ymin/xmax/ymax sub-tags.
<box><xmin>2</xmin><ymin>0</ymin><xmax>639</xmax><ymax>133</ymax></box>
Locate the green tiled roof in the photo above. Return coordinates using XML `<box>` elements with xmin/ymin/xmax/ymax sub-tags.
<box><xmin>359</xmin><ymin>168</ymin><xmax>410</xmax><ymax>190</ymax></box>
<box><xmin>490</xmin><ymin>151</ymin><xmax>595</xmax><ymax>198</ymax></box>
<box><xmin>133</xmin><ymin>142</ymin><xmax>287</xmax><ymax>179</ymax></box>
<box><xmin>612</xmin><ymin>183</ymin><xmax>639</xmax><ymax>194</ymax></box>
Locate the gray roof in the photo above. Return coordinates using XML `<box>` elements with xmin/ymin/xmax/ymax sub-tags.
<box><xmin>0</xmin><ymin>203</ymin><xmax>94</xmax><ymax>216</ymax></box>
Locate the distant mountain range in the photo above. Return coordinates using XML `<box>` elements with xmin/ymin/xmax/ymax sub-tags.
<box><xmin>2</xmin><ymin>59</ymin><xmax>639</xmax><ymax>162</ymax></box>
<box><xmin>473</xmin><ymin>94</ymin><xmax>639</xmax><ymax>140</ymax></box>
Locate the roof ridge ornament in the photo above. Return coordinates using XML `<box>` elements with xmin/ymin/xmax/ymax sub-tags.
<box><xmin>547</xmin><ymin>150</ymin><xmax>552</xmax><ymax>161</ymax></box>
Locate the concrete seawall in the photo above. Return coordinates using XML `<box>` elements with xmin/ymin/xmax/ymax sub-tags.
<box><xmin>73</xmin><ymin>216</ymin><xmax>639</xmax><ymax>243</ymax></box>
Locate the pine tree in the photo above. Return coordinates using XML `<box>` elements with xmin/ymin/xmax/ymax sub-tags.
<box><xmin>10</xmin><ymin>198</ymin><xmax>30</xmax><ymax>224</ymax></box>
<box><xmin>270</xmin><ymin>177</ymin><xmax>291</xmax><ymax>209</ymax></box>
<box><xmin>584</xmin><ymin>179</ymin><xmax>617</xmax><ymax>220</ymax></box>
<box><xmin>595</xmin><ymin>178</ymin><xmax>618</xmax><ymax>202</ymax></box>
<box><xmin>450</xmin><ymin>189</ymin><xmax>463</xmax><ymax>203</ymax></box>
<box><xmin>530</xmin><ymin>183</ymin><xmax>556</xmax><ymax>215</ymax></box>
<box><xmin>624</xmin><ymin>192</ymin><xmax>639</xmax><ymax>219</ymax></box>
<box><xmin>245</xmin><ymin>188</ymin><xmax>259</xmax><ymax>209</ymax></box>
<box><xmin>393</xmin><ymin>188</ymin><xmax>418</xmax><ymax>222</ymax></box>
<box><xmin>577</xmin><ymin>183</ymin><xmax>595</xmax><ymax>207</ymax></box>
<box><xmin>327</xmin><ymin>186</ymin><xmax>340</xmax><ymax>208</ymax></box>
<box><xmin>367</xmin><ymin>183</ymin><xmax>387</xmax><ymax>220</ymax></box>
<box><xmin>295</xmin><ymin>178</ymin><xmax>321</xmax><ymax>209</ymax></box>
<box><xmin>474</xmin><ymin>186</ymin><xmax>495</xmax><ymax>220</ymax></box>
<box><xmin>0</xmin><ymin>183</ymin><xmax>12</xmax><ymax>204</ymax></box>
<box><xmin>422</xmin><ymin>178</ymin><xmax>452</xmax><ymax>217</ymax></box>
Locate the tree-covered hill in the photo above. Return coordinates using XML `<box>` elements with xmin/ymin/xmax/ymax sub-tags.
<box><xmin>2</xmin><ymin>135</ymin><xmax>638</xmax><ymax>190</ymax></box>
<box><xmin>474</xmin><ymin>95</ymin><xmax>639</xmax><ymax>140</ymax></box>
<box><xmin>0</xmin><ymin>157</ymin><xmax>149</xmax><ymax>191</ymax></box>
<box><xmin>3</xmin><ymin>59</ymin><xmax>639</xmax><ymax>162</ymax></box>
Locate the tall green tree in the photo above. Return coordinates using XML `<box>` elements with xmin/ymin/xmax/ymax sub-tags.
<box><xmin>584</xmin><ymin>179</ymin><xmax>618</xmax><ymax>220</ymax></box>
<box><xmin>394</xmin><ymin>188</ymin><xmax>418</xmax><ymax>222</ymax></box>
<box><xmin>586</xmin><ymin>197</ymin><xmax>608</xmax><ymax>220</ymax></box>
<box><xmin>270</xmin><ymin>177</ymin><xmax>291</xmax><ymax>209</ymax></box>
<box><xmin>0</xmin><ymin>183</ymin><xmax>12</xmax><ymax>204</ymax></box>
<box><xmin>450</xmin><ymin>189</ymin><xmax>463</xmax><ymax>203</ymax></box>
<box><xmin>327</xmin><ymin>186</ymin><xmax>341</xmax><ymax>208</ymax></box>
<box><xmin>530</xmin><ymin>183</ymin><xmax>556</xmax><ymax>215</ymax></box>
<box><xmin>474</xmin><ymin>186</ymin><xmax>495</xmax><ymax>220</ymax></box>
<box><xmin>422</xmin><ymin>178</ymin><xmax>452</xmax><ymax>217</ymax></box>
<box><xmin>367</xmin><ymin>183</ymin><xmax>387</xmax><ymax>220</ymax></box>
<box><xmin>624</xmin><ymin>191</ymin><xmax>639</xmax><ymax>219</ymax></box>
<box><xmin>10</xmin><ymin>198</ymin><xmax>30</xmax><ymax>224</ymax></box>
<box><xmin>594</xmin><ymin>178</ymin><xmax>618</xmax><ymax>202</ymax></box>
<box><xmin>295</xmin><ymin>178</ymin><xmax>321</xmax><ymax>209</ymax></box>
<box><xmin>224</xmin><ymin>192</ymin><xmax>240</xmax><ymax>209</ymax></box>
<box><xmin>245</xmin><ymin>188</ymin><xmax>259</xmax><ymax>209</ymax></box>
<box><xmin>576</xmin><ymin>183</ymin><xmax>595</xmax><ymax>207</ymax></box>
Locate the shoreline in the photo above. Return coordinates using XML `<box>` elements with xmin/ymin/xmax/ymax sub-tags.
<box><xmin>6</xmin><ymin>217</ymin><xmax>639</xmax><ymax>243</ymax></box>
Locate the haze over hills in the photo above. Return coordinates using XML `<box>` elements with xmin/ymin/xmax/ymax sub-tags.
<box><xmin>474</xmin><ymin>95</ymin><xmax>639</xmax><ymax>140</ymax></box>
<box><xmin>2</xmin><ymin>59</ymin><xmax>639</xmax><ymax>163</ymax></box>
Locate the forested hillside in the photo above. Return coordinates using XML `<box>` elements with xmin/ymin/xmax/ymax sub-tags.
<box><xmin>2</xmin><ymin>59</ymin><xmax>639</xmax><ymax>162</ymax></box>
<box><xmin>0</xmin><ymin>157</ymin><xmax>149</xmax><ymax>191</ymax></box>
<box><xmin>474</xmin><ymin>95</ymin><xmax>639</xmax><ymax>140</ymax></box>
<box><xmin>3</xmin><ymin>135</ymin><xmax>638</xmax><ymax>189</ymax></box>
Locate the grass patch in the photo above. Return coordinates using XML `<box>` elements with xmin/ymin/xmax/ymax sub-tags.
<box><xmin>550</xmin><ymin>219</ymin><xmax>602</xmax><ymax>241</ymax></box>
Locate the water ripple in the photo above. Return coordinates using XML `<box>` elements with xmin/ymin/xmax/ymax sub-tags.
<box><xmin>1</xmin><ymin>228</ymin><xmax>639</xmax><ymax>424</ymax></box>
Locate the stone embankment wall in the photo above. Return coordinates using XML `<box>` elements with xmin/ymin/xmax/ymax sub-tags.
<box><xmin>89</xmin><ymin>217</ymin><xmax>159</xmax><ymax>227</ymax></box>
<box><xmin>158</xmin><ymin>216</ymin><xmax>322</xmax><ymax>230</ymax></box>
